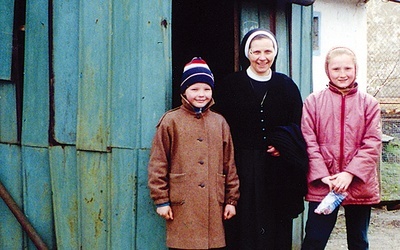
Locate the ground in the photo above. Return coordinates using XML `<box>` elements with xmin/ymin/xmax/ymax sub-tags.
<box><xmin>325</xmin><ymin>205</ymin><xmax>400</xmax><ymax>250</ymax></box>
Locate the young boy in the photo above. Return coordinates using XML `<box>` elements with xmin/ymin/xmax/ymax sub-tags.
<box><xmin>148</xmin><ymin>57</ymin><xmax>240</xmax><ymax>249</ymax></box>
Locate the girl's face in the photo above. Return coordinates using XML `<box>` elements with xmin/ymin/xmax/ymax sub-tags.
<box><xmin>248</xmin><ymin>38</ymin><xmax>276</xmax><ymax>76</ymax></box>
<box><xmin>184</xmin><ymin>83</ymin><xmax>212</xmax><ymax>108</ymax></box>
<box><xmin>327</xmin><ymin>54</ymin><xmax>356</xmax><ymax>88</ymax></box>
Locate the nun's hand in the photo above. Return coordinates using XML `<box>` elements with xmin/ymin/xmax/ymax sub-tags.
<box><xmin>267</xmin><ymin>146</ymin><xmax>280</xmax><ymax>157</ymax></box>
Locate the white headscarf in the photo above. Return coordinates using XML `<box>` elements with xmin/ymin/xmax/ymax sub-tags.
<box><xmin>244</xmin><ymin>30</ymin><xmax>278</xmax><ymax>59</ymax></box>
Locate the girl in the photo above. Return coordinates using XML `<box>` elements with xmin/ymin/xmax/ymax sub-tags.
<box><xmin>301</xmin><ymin>47</ymin><xmax>382</xmax><ymax>249</ymax></box>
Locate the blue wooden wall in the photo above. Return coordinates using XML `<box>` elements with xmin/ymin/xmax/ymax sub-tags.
<box><xmin>0</xmin><ymin>0</ymin><xmax>311</xmax><ymax>249</ymax></box>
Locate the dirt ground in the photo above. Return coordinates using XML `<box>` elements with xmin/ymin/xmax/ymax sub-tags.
<box><xmin>325</xmin><ymin>205</ymin><xmax>400</xmax><ymax>249</ymax></box>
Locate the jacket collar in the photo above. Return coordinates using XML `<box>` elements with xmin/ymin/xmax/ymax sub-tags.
<box><xmin>180</xmin><ymin>95</ymin><xmax>214</xmax><ymax>118</ymax></box>
<box><xmin>328</xmin><ymin>82</ymin><xmax>358</xmax><ymax>96</ymax></box>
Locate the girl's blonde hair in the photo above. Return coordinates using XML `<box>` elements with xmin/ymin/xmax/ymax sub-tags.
<box><xmin>325</xmin><ymin>47</ymin><xmax>357</xmax><ymax>76</ymax></box>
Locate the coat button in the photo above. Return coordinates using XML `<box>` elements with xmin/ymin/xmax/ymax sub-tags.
<box><xmin>199</xmin><ymin>183</ymin><xmax>205</xmax><ymax>188</ymax></box>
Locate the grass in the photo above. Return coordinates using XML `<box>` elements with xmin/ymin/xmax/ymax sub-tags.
<box><xmin>380</xmin><ymin>139</ymin><xmax>400</xmax><ymax>201</ymax></box>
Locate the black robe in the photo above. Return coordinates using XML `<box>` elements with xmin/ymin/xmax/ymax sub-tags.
<box><xmin>213</xmin><ymin>70</ymin><xmax>307</xmax><ymax>250</ymax></box>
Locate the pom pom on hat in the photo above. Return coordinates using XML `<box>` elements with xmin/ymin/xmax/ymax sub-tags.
<box><xmin>180</xmin><ymin>57</ymin><xmax>214</xmax><ymax>93</ymax></box>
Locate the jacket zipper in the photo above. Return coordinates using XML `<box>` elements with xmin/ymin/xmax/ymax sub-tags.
<box><xmin>339</xmin><ymin>94</ymin><xmax>346</xmax><ymax>170</ymax></box>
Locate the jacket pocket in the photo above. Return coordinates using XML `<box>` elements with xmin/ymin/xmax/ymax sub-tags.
<box><xmin>216</xmin><ymin>173</ymin><xmax>226</xmax><ymax>204</ymax></box>
<box><xmin>169</xmin><ymin>173</ymin><xmax>186</xmax><ymax>205</ymax></box>
<box><xmin>349</xmin><ymin>177</ymin><xmax>376</xmax><ymax>199</ymax></box>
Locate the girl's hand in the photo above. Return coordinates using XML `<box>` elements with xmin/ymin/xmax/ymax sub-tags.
<box><xmin>223</xmin><ymin>204</ymin><xmax>236</xmax><ymax>220</ymax></box>
<box><xmin>267</xmin><ymin>146</ymin><xmax>280</xmax><ymax>157</ymax></box>
<box><xmin>156</xmin><ymin>206</ymin><xmax>173</xmax><ymax>220</ymax></box>
<box><xmin>321</xmin><ymin>176</ymin><xmax>334</xmax><ymax>190</ymax></box>
<box><xmin>331</xmin><ymin>172</ymin><xmax>353</xmax><ymax>193</ymax></box>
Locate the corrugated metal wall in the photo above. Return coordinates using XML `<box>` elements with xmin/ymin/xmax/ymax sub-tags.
<box><xmin>0</xmin><ymin>0</ymin><xmax>312</xmax><ymax>249</ymax></box>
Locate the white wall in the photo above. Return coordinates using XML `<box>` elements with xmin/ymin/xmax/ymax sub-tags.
<box><xmin>312</xmin><ymin>0</ymin><xmax>368</xmax><ymax>92</ymax></box>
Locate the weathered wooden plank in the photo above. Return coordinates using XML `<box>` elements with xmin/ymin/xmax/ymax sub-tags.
<box><xmin>52</xmin><ymin>0</ymin><xmax>79</xmax><ymax>144</ymax></box>
<box><xmin>275</xmin><ymin>1</ymin><xmax>290</xmax><ymax>75</ymax></box>
<box><xmin>291</xmin><ymin>4</ymin><xmax>313</xmax><ymax>100</ymax></box>
<box><xmin>0</xmin><ymin>0</ymin><xmax>14</xmax><ymax>80</ymax></box>
<box><xmin>136</xmin><ymin>149</ymin><xmax>166</xmax><ymax>249</ymax></box>
<box><xmin>135</xmin><ymin>2</ymin><xmax>171</xmax><ymax>245</ymax></box>
<box><xmin>22</xmin><ymin>0</ymin><xmax>49</xmax><ymax>147</ymax></box>
<box><xmin>0</xmin><ymin>144</ymin><xmax>23</xmax><ymax>249</ymax></box>
<box><xmin>137</xmin><ymin>0</ymin><xmax>172</xmax><ymax>149</ymax></box>
<box><xmin>22</xmin><ymin>146</ymin><xmax>55</xmax><ymax>249</ymax></box>
<box><xmin>110</xmin><ymin>148</ymin><xmax>137</xmax><ymax>249</ymax></box>
<box><xmin>76</xmin><ymin>0</ymin><xmax>111</xmax><ymax>152</ymax></box>
<box><xmin>0</xmin><ymin>81</ymin><xmax>18</xmax><ymax>143</ymax></box>
<box><xmin>240</xmin><ymin>2</ymin><xmax>260</xmax><ymax>39</ymax></box>
<box><xmin>78</xmin><ymin>150</ymin><xmax>109</xmax><ymax>249</ymax></box>
<box><xmin>49</xmin><ymin>146</ymin><xmax>79</xmax><ymax>249</ymax></box>
<box><xmin>109</xmin><ymin>0</ymin><xmax>140</xmax><ymax>149</ymax></box>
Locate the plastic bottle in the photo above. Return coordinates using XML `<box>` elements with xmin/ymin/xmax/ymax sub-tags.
<box><xmin>314</xmin><ymin>190</ymin><xmax>348</xmax><ymax>215</ymax></box>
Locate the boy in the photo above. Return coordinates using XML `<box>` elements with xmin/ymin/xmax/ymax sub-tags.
<box><xmin>148</xmin><ymin>57</ymin><xmax>240</xmax><ymax>249</ymax></box>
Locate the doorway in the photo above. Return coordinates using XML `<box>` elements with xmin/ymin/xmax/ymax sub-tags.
<box><xmin>172</xmin><ymin>0</ymin><xmax>235</xmax><ymax>107</ymax></box>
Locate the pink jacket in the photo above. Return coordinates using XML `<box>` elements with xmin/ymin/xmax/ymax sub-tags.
<box><xmin>301</xmin><ymin>84</ymin><xmax>381</xmax><ymax>205</ymax></box>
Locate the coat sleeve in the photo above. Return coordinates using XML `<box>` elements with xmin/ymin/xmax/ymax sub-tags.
<box><xmin>147</xmin><ymin>117</ymin><xmax>171</xmax><ymax>205</ymax></box>
<box><xmin>301</xmin><ymin>95</ymin><xmax>331</xmax><ymax>183</ymax></box>
<box><xmin>222</xmin><ymin>121</ymin><xmax>240</xmax><ymax>206</ymax></box>
<box><xmin>345</xmin><ymin>97</ymin><xmax>382</xmax><ymax>183</ymax></box>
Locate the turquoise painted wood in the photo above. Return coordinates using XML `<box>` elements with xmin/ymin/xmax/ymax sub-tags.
<box><xmin>49</xmin><ymin>146</ymin><xmax>79</xmax><ymax>249</ymax></box>
<box><xmin>22</xmin><ymin>0</ymin><xmax>49</xmax><ymax>147</ymax></box>
<box><xmin>109</xmin><ymin>148</ymin><xmax>137</xmax><ymax>249</ymax></box>
<box><xmin>275</xmin><ymin>1</ymin><xmax>291</xmax><ymax>75</ymax></box>
<box><xmin>53</xmin><ymin>0</ymin><xmax>79</xmax><ymax>144</ymax></box>
<box><xmin>78</xmin><ymin>151</ymin><xmax>109</xmax><ymax>249</ymax></box>
<box><xmin>0</xmin><ymin>0</ymin><xmax>14</xmax><ymax>80</ymax></box>
<box><xmin>291</xmin><ymin>4</ymin><xmax>314</xmax><ymax>100</ymax></box>
<box><xmin>136</xmin><ymin>1</ymin><xmax>172</xmax><ymax>148</ymax></box>
<box><xmin>76</xmin><ymin>0</ymin><xmax>111</xmax><ymax>152</ymax></box>
<box><xmin>0</xmin><ymin>81</ymin><xmax>18</xmax><ymax>143</ymax></box>
<box><xmin>22</xmin><ymin>146</ymin><xmax>55</xmax><ymax>248</ymax></box>
<box><xmin>240</xmin><ymin>2</ymin><xmax>262</xmax><ymax>40</ymax></box>
<box><xmin>0</xmin><ymin>144</ymin><xmax>23</xmax><ymax>249</ymax></box>
<box><xmin>291</xmin><ymin>6</ymin><xmax>313</xmax><ymax>248</ymax></box>
<box><xmin>137</xmin><ymin>149</ymin><xmax>166</xmax><ymax>249</ymax></box>
<box><xmin>134</xmin><ymin>1</ymin><xmax>171</xmax><ymax>248</ymax></box>
<box><xmin>109</xmin><ymin>0</ymin><xmax>140</xmax><ymax>149</ymax></box>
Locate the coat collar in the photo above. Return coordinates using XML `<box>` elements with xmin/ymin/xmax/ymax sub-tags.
<box><xmin>328</xmin><ymin>82</ymin><xmax>358</xmax><ymax>96</ymax></box>
<box><xmin>180</xmin><ymin>95</ymin><xmax>214</xmax><ymax>118</ymax></box>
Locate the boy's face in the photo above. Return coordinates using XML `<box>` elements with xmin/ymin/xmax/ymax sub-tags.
<box><xmin>184</xmin><ymin>83</ymin><xmax>212</xmax><ymax>108</ymax></box>
<box><xmin>327</xmin><ymin>54</ymin><xmax>356</xmax><ymax>88</ymax></box>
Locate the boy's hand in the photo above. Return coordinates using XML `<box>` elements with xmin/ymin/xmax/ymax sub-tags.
<box><xmin>156</xmin><ymin>206</ymin><xmax>174</xmax><ymax>220</ymax></box>
<box><xmin>223</xmin><ymin>204</ymin><xmax>236</xmax><ymax>220</ymax></box>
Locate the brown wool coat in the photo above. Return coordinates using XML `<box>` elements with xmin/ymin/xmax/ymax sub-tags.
<box><xmin>148</xmin><ymin>99</ymin><xmax>240</xmax><ymax>249</ymax></box>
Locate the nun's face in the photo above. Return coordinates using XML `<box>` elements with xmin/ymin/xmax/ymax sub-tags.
<box><xmin>248</xmin><ymin>38</ymin><xmax>276</xmax><ymax>76</ymax></box>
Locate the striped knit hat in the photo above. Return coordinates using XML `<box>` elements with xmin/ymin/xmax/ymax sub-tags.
<box><xmin>180</xmin><ymin>57</ymin><xmax>214</xmax><ymax>93</ymax></box>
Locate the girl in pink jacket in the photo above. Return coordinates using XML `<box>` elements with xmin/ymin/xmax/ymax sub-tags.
<box><xmin>301</xmin><ymin>47</ymin><xmax>382</xmax><ymax>250</ymax></box>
